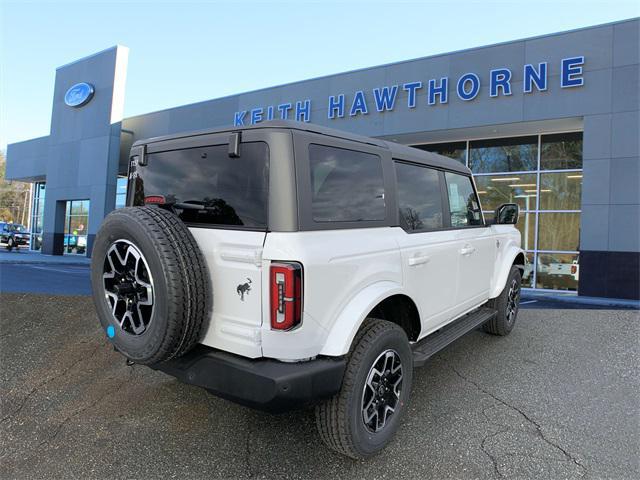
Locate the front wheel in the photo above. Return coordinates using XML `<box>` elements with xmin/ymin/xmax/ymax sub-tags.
<box><xmin>315</xmin><ymin>319</ymin><xmax>413</xmax><ymax>459</ymax></box>
<box><xmin>6</xmin><ymin>238</ymin><xmax>14</xmax><ymax>251</ymax></box>
<box><xmin>484</xmin><ymin>265</ymin><xmax>522</xmax><ymax>336</ymax></box>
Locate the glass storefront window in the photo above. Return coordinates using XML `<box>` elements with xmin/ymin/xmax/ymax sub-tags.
<box><xmin>414</xmin><ymin>141</ymin><xmax>467</xmax><ymax>164</ymax></box>
<box><xmin>70</xmin><ymin>200</ymin><xmax>89</xmax><ymax>216</ymax></box>
<box><xmin>30</xmin><ymin>182</ymin><xmax>45</xmax><ymax>251</ymax></box>
<box><xmin>115</xmin><ymin>176</ymin><xmax>127</xmax><ymax>209</ymax></box>
<box><xmin>469</xmin><ymin>136</ymin><xmax>538</xmax><ymax>173</ymax></box>
<box><xmin>536</xmin><ymin>253</ymin><xmax>579</xmax><ymax>291</ymax></box>
<box><xmin>64</xmin><ymin>200</ymin><xmax>89</xmax><ymax>255</ymax></box>
<box><xmin>540</xmin><ymin>132</ymin><xmax>583</xmax><ymax>170</ymax></box>
<box><xmin>475</xmin><ymin>173</ymin><xmax>538</xmax><ymax>211</ymax></box>
<box><xmin>517</xmin><ymin>212</ymin><xmax>536</xmax><ymax>251</ymax></box>
<box><xmin>539</xmin><ymin>172</ymin><xmax>582</xmax><ymax>210</ymax></box>
<box><xmin>537</xmin><ymin>212</ymin><xmax>581</xmax><ymax>251</ymax></box>
<box><xmin>522</xmin><ymin>252</ymin><xmax>535</xmax><ymax>288</ymax></box>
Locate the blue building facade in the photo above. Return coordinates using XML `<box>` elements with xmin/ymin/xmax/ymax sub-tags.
<box><xmin>6</xmin><ymin>19</ymin><xmax>639</xmax><ymax>299</ymax></box>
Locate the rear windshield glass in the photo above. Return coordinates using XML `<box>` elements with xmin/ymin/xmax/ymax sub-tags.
<box><xmin>309</xmin><ymin>144</ymin><xmax>385</xmax><ymax>223</ymax></box>
<box><xmin>131</xmin><ymin>142</ymin><xmax>269</xmax><ymax>228</ymax></box>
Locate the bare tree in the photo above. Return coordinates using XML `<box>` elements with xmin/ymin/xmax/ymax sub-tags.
<box><xmin>0</xmin><ymin>151</ymin><xmax>31</xmax><ymax>225</ymax></box>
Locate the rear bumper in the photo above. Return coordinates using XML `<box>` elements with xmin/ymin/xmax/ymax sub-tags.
<box><xmin>151</xmin><ymin>345</ymin><xmax>346</xmax><ymax>413</ymax></box>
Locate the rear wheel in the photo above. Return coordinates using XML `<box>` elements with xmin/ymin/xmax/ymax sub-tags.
<box><xmin>484</xmin><ymin>265</ymin><xmax>521</xmax><ymax>336</ymax></box>
<box><xmin>315</xmin><ymin>319</ymin><xmax>413</xmax><ymax>459</ymax></box>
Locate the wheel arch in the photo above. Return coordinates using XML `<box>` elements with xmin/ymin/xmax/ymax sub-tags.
<box><xmin>319</xmin><ymin>282</ymin><xmax>421</xmax><ymax>357</ymax></box>
<box><xmin>490</xmin><ymin>246</ymin><xmax>526</xmax><ymax>298</ymax></box>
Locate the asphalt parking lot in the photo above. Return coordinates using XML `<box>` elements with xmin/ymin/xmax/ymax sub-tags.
<box><xmin>0</xmin><ymin>263</ymin><xmax>92</xmax><ymax>295</ymax></box>
<box><xmin>1</xmin><ymin>292</ymin><xmax>638</xmax><ymax>479</ymax></box>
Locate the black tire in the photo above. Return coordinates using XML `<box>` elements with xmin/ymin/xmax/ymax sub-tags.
<box><xmin>315</xmin><ymin>319</ymin><xmax>413</xmax><ymax>459</ymax></box>
<box><xmin>484</xmin><ymin>265</ymin><xmax>521</xmax><ymax>336</ymax></box>
<box><xmin>90</xmin><ymin>206</ymin><xmax>211</xmax><ymax>365</ymax></box>
<box><xmin>6</xmin><ymin>238</ymin><xmax>14</xmax><ymax>251</ymax></box>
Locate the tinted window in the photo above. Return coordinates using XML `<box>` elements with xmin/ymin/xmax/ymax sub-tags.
<box><xmin>309</xmin><ymin>144</ymin><xmax>385</xmax><ymax>222</ymax></box>
<box><xmin>395</xmin><ymin>162</ymin><xmax>443</xmax><ymax>231</ymax></box>
<box><xmin>445</xmin><ymin>172</ymin><xmax>483</xmax><ymax>227</ymax></box>
<box><xmin>132</xmin><ymin>142</ymin><xmax>269</xmax><ymax>228</ymax></box>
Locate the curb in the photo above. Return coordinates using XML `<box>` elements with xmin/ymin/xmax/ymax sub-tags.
<box><xmin>0</xmin><ymin>256</ymin><xmax>90</xmax><ymax>267</ymax></box>
<box><xmin>521</xmin><ymin>291</ymin><xmax>639</xmax><ymax>309</ymax></box>
<box><xmin>0</xmin><ymin>260</ymin><xmax>90</xmax><ymax>267</ymax></box>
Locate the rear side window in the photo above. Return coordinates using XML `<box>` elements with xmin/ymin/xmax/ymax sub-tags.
<box><xmin>132</xmin><ymin>142</ymin><xmax>269</xmax><ymax>228</ymax></box>
<box><xmin>309</xmin><ymin>144</ymin><xmax>385</xmax><ymax>222</ymax></box>
<box><xmin>444</xmin><ymin>172</ymin><xmax>483</xmax><ymax>227</ymax></box>
<box><xmin>395</xmin><ymin>162</ymin><xmax>443</xmax><ymax>231</ymax></box>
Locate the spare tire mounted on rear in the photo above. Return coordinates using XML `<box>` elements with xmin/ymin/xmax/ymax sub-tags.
<box><xmin>91</xmin><ymin>206</ymin><xmax>211</xmax><ymax>365</ymax></box>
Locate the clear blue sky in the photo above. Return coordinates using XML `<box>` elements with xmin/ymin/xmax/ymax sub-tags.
<box><xmin>1</xmin><ymin>0</ymin><xmax>638</xmax><ymax>150</ymax></box>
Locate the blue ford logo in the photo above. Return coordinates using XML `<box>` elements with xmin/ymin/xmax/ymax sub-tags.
<box><xmin>64</xmin><ymin>82</ymin><xmax>95</xmax><ymax>108</ymax></box>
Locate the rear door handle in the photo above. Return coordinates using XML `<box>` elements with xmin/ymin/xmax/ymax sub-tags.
<box><xmin>460</xmin><ymin>245</ymin><xmax>476</xmax><ymax>256</ymax></box>
<box><xmin>408</xmin><ymin>255</ymin><xmax>430</xmax><ymax>266</ymax></box>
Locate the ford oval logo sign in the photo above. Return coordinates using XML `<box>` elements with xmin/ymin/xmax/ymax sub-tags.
<box><xmin>64</xmin><ymin>82</ymin><xmax>95</xmax><ymax>108</ymax></box>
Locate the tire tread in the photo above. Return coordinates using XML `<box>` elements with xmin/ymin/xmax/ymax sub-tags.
<box><xmin>92</xmin><ymin>206</ymin><xmax>211</xmax><ymax>364</ymax></box>
<box><xmin>315</xmin><ymin>319</ymin><xmax>405</xmax><ymax>459</ymax></box>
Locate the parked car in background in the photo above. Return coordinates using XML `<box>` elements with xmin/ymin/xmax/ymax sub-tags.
<box><xmin>0</xmin><ymin>223</ymin><xmax>29</xmax><ymax>251</ymax></box>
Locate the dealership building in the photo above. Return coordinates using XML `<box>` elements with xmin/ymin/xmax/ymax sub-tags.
<box><xmin>5</xmin><ymin>18</ymin><xmax>639</xmax><ymax>299</ymax></box>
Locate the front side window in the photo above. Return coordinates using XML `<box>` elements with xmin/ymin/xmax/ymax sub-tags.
<box><xmin>445</xmin><ymin>172</ymin><xmax>483</xmax><ymax>227</ymax></box>
<box><xmin>132</xmin><ymin>142</ymin><xmax>269</xmax><ymax>228</ymax></box>
<box><xmin>395</xmin><ymin>162</ymin><xmax>443</xmax><ymax>231</ymax></box>
<box><xmin>309</xmin><ymin>144</ymin><xmax>385</xmax><ymax>222</ymax></box>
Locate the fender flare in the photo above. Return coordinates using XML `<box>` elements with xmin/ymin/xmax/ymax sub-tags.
<box><xmin>490</xmin><ymin>245</ymin><xmax>525</xmax><ymax>298</ymax></box>
<box><xmin>319</xmin><ymin>280</ymin><xmax>406</xmax><ymax>357</ymax></box>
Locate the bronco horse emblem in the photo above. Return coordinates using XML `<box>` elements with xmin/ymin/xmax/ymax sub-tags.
<box><xmin>236</xmin><ymin>278</ymin><xmax>252</xmax><ymax>301</ymax></box>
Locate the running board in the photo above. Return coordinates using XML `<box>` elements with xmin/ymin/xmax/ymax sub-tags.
<box><xmin>412</xmin><ymin>307</ymin><xmax>497</xmax><ymax>367</ymax></box>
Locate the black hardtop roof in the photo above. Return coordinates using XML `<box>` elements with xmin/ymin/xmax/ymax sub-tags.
<box><xmin>133</xmin><ymin>120</ymin><xmax>470</xmax><ymax>174</ymax></box>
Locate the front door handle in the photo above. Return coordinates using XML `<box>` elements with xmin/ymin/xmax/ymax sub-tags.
<box><xmin>408</xmin><ymin>254</ymin><xmax>430</xmax><ymax>266</ymax></box>
<box><xmin>460</xmin><ymin>245</ymin><xmax>476</xmax><ymax>256</ymax></box>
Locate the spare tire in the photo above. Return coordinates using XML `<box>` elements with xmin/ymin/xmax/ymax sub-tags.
<box><xmin>90</xmin><ymin>206</ymin><xmax>211</xmax><ymax>365</ymax></box>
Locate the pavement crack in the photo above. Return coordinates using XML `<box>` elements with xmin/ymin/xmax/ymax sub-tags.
<box><xmin>1</xmin><ymin>342</ymin><xmax>102</xmax><ymax>424</ymax></box>
<box><xmin>451</xmin><ymin>366</ymin><xmax>588</xmax><ymax>477</ymax></box>
<box><xmin>481</xmin><ymin>428</ymin><xmax>508</xmax><ymax>478</ymax></box>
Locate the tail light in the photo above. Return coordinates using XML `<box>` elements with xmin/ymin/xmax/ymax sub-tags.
<box><xmin>570</xmin><ymin>265</ymin><xmax>578</xmax><ymax>275</ymax></box>
<box><xmin>144</xmin><ymin>195</ymin><xmax>166</xmax><ymax>205</ymax></box>
<box><xmin>270</xmin><ymin>262</ymin><xmax>303</xmax><ymax>331</ymax></box>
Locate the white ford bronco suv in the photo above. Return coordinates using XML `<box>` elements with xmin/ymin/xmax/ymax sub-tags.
<box><xmin>91</xmin><ymin>120</ymin><xmax>524</xmax><ymax>459</ymax></box>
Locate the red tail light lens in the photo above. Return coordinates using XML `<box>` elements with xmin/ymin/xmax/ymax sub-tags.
<box><xmin>270</xmin><ymin>262</ymin><xmax>302</xmax><ymax>331</ymax></box>
<box><xmin>144</xmin><ymin>195</ymin><xmax>166</xmax><ymax>205</ymax></box>
<box><xmin>570</xmin><ymin>265</ymin><xmax>577</xmax><ymax>275</ymax></box>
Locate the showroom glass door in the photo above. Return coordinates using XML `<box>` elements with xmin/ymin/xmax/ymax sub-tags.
<box><xmin>30</xmin><ymin>182</ymin><xmax>46</xmax><ymax>251</ymax></box>
<box><xmin>64</xmin><ymin>200</ymin><xmax>90</xmax><ymax>255</ymax></box>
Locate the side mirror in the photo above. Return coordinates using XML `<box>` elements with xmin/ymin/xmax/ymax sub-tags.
<box><xmin>494</xmin><ymin>203</ymin><xmax>519</xmax><ymax>225</ymax></box>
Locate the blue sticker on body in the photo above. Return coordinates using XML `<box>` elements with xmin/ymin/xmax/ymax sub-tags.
<box><xmin>106</xmin><ymin>325</ymin><xmax>115</xmax><ymax>338</ymax></box>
